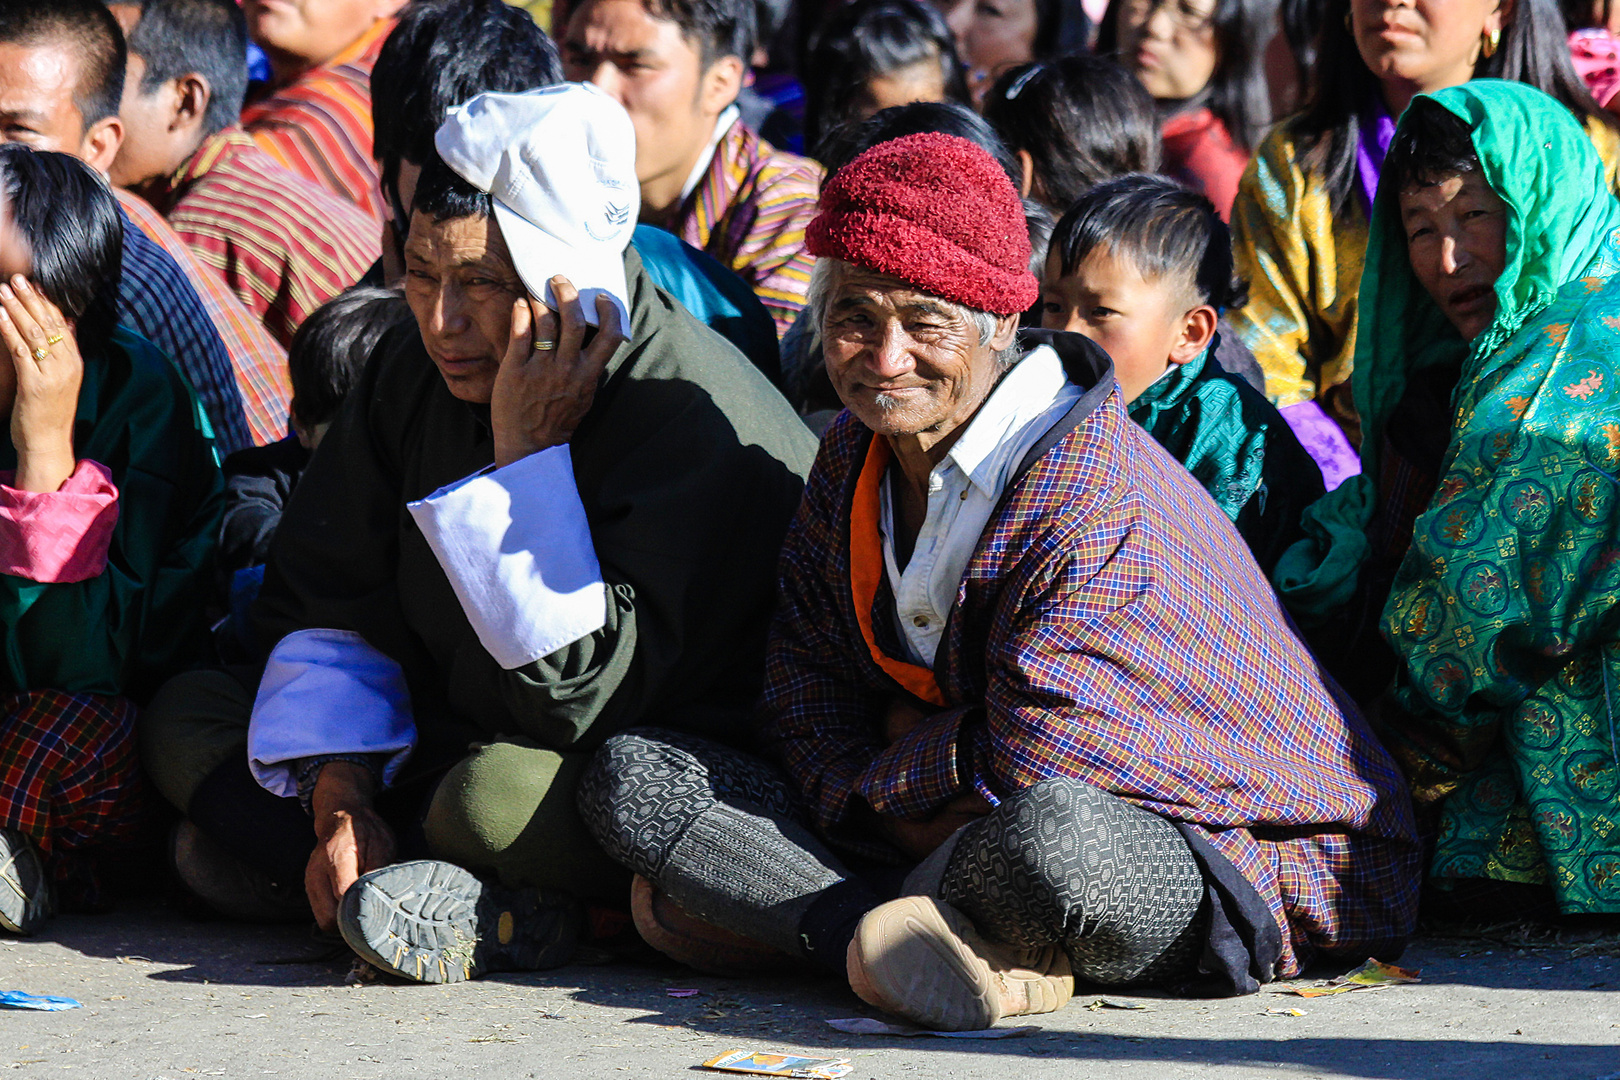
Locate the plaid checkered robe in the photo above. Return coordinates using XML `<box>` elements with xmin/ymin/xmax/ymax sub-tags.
<box><xmin>0</xmin><ymin>691</ymin><xmax>141</xmax><ymax>859</ymax></box>
<box><xmin>763</xmin><ymin>332</ymin><xmax>1422</xmax><ymax>980</ymax></box>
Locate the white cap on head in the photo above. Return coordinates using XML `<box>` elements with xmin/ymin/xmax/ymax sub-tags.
<box><xmin>434</xmin><ymin>82</ymin><xmax>639</xmax><ymax>331</ymax></box>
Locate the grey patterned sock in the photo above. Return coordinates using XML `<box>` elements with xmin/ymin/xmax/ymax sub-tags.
<box><xmin>936</xmin><ymin>776</ymin><xmax>1207</xmax><ymax>985</ymax></box>
<box><xmin>578</xmin><ymin>728</ymin><xmax>852</xmax><ymax>958</ymax></box>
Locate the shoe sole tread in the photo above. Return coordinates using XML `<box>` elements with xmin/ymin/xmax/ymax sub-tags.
<box><xmin>339</xmin><ymin>860</ymin><xmax>581</xmax><ymax>984</ymax></box>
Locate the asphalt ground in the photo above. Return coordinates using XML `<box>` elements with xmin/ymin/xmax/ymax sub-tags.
<box><xmin>0</xmin><ymin>902</ymin><xmax>1615</xmax><ymax>1079</ymax></box>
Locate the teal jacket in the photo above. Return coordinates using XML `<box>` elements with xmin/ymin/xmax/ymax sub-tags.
<box><xmin>1129</xmin><ymin>342</ymin><xmax>1324</xmax><ymax>575</ymax></box>
<box><xmin>0</xmin><ymin>326</ymin><xmax>223</xmax><ymax>701</ymax></box>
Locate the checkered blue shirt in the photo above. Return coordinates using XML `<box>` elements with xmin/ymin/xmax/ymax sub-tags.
<box><xmin>118</xmin><ymin>211</ymin><xmax>252</xmax><ymax>455</ymax></box>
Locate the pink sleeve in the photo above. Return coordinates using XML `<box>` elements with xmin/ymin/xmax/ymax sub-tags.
<box><xmin>0</xmin><ymin>460</ymin><xmax>120</xmax><ymax>584</ymax></box>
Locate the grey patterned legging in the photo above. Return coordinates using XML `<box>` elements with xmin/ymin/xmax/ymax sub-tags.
<box><xmin>578</xmin><ymin>728</ymin><xmax>1208</xmax><ymax>986</ymax></box>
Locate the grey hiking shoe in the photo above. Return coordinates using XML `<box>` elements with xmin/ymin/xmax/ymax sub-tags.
<box><xmin>338</xmin><ymin>860</ymin><xmax>583</xmax><ymax>984</ymax></box>
<box><xmin>171</xmin><ymin>821</ymin><xmax>310</xmax><ymax>923</ymax></box>
<box><xmin>0</xmin><ymin>828</ymin><xmax>52</xmax><ymax>935</ymax></box>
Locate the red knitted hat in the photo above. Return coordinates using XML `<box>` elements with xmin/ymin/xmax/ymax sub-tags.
<box><xmin>807</xmin><ymin>132</ymin><xmax>1037</xmax><ymax>317</ymax></box>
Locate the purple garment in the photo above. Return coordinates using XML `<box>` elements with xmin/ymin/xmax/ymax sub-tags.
<box><xmin>1356</xmin><ymin>102</ymin><xmax>1398</xmax><ymax>217</ymax></box>
<box><xmin>1280</xmin><ymin>400</ymin><xmax>1361</xmax><ymax>491</ymax></box>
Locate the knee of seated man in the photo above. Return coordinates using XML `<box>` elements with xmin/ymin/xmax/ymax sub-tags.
<box><xmin>993</xmin><ymin>776</ymin><xmax>1166</xmax><ymax>879</ymax></box>
<box><xmin>424</xmin><ymin>741</ymin><xmax>571</xmax><ymax>869</ymax></box>
<box><xmin>138</xmin><ymin>669</ymin><xmax>254</xmax><ymax>814</ymax></box>
<box><xmin>576</xmin><ymin>728</ymin><xmax>709</xmax><ymax>846</ymax></box>
<box><xmin>426</xmin><ymin>742</ymin><xmax>630</xmax><ymax>900</ymax></box>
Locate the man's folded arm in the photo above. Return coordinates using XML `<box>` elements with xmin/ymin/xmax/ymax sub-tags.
<box><xmin>407</xmin><ymin>445</ymin><xmax>642</xmax><ymax>748</ymax></box>
<box><xmin>247</xmin><ymin>628</ymin><xmax>418</xmax><ymax>797</ymax></box>
<box><xmin>853</xmin><ymin>705</ymin><xmax>992</xmax><ymax>820</ymax></box>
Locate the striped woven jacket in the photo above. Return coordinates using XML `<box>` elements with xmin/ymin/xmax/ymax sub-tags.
<box><xmin>161</xmin><ymin>128</ymin><xmax>380</xmax><ymax>350</ymax></box>
<box><xmin>241</xmin><ymin>20</ymin><xmax>389</xmax><ymax>224</ymax></box>
<box><xmin>762</xmin><ymin>330</ymin><xmax>1422</xmax><ymax>982</ymax></box>
<box><xmin>116</xmin><ymin>190</ymin><xmax>291</xmax><ymax>447</ymax></box>
<box><xmin>672</xmin><ymin>119</ymin><xmax>821</xmax><ymax>338</ymax></box>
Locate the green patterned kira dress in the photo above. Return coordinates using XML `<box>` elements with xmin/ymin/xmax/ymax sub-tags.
<box><xmin>1278</xmin><ymin>80</ymin><xmax>1620</xmax><ymax>912</ymax></box>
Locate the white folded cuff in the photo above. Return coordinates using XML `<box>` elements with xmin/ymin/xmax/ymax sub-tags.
<box><xmin>248</xmin><ymin>628</ymin><xmax>417</xmax><ymax>797</ymax></box>
<box><xmin>407</xmin><ymin>445</ymin><xmax>607</xmax><ymax>670</ymax></box>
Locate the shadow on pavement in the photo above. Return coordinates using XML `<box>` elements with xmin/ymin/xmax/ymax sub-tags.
<box><xmin>29</xmin><ymin>903</ymin><xmax>350</xmax><ymax>987</ymax></box>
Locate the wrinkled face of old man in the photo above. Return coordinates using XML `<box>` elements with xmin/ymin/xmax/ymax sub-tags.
<box><xmin>819</xmin><ymin>260</ymin><xmax>1019</xmax><ymax>440</ymax></box>
<box><xmin>403</xmin><ymin>209</ymin><xmax>528</xmax><ymax>404</ymax></box>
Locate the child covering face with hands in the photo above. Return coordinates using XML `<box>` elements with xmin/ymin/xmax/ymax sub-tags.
<box><xmin>0</xmin><ymin>144</ymin><xmax>220</xmax><ymax>935</ymax></box>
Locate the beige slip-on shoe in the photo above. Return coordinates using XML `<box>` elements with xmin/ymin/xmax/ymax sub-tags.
<box><xmin>846</xmin><ymin>895</ymin><xmax>1073</xmax><ymax>1031</ymax></box>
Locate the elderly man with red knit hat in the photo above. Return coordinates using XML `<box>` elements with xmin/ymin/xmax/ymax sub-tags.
<box><xmin>578</xmin><ymin>134</ymin><xmax>1423</xmax><ymax>1031</ymax></box>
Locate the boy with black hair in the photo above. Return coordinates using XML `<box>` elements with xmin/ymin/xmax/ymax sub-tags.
<box><xmin>214</xmin><ymin>288</ymin><xmax>409</xmax><ymax>663</ymax></box>
<box><xmin>1042</xmin><ymin>173</ymin><xmax>1323</xmax><ymax>573</ymax></box>
<box><xmin>370</xmin><ymin>0</ymin><xmax>781</xmax><ymax>378</ymax></box>
<box><xmin>106</xmin><ymin>0</ymin><xmax>378</xmax><ymax>349</ymax></box>
<box><xmin>219</xmin><ymin>288</ymin><xmax>410</xmax><ymax>576</ymax></box>
<box><xmin>562</xmin><ymin>0</ymin><xmax>821</xmax><ymax>336</ymax></box>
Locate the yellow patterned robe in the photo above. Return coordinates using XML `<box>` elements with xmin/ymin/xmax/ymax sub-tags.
<box><xmin>1229</xmin><ymin>114</ymin><xmax>1620</xmax><ymax>444</ymax></box>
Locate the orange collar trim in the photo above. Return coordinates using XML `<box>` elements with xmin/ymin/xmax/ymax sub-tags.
<box><xmin>849</xmin><ymin>436</ymin><xmax>947</xmax><ymax>707</ymax></box>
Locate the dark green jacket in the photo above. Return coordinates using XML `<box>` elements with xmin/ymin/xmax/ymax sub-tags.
<box><xmin>1129</xmin><ymin>343</ymin><xmax>1324</xmax><ymax>575</ymax></box>
<box><xmin>254</xmin><ymin>249</ymin><xmax>818</xmax><ymax>758</ymax></box>
<box><xmin>0</xmin><ymin>326</ymin><xmax>223</xmax><ymax>701</ymax></box>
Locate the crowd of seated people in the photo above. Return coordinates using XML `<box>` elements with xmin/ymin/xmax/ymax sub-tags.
<box><xmin>0</xmin><ymin>0</ymin><xmax>1614</xmax><ymax>1036</ymax></box>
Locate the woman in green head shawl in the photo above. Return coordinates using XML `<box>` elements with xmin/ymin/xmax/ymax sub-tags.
<box><xmin>1283</xmin><ymin>79</ymin><xmax>1620</xmax><ymax>916</ymax></box>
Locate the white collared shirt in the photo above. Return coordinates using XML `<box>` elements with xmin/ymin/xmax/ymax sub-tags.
<box><xmin>877</xmin><ymin>345</ymin><xmax>1082</xmax><ymax>667</ymax></box>
<box><xmin>678</xmin><ymin>104</ymin><xmax>741</xmax><ymax>204</ymax></box>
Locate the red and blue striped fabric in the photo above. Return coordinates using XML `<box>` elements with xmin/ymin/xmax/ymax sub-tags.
<box><xmin>241</xmin><ymin>20</ymin><xmax>390</xmax><ymax>225</ymax></box>
<box><xmin>116</xmin><ymin>190</ymin><xmax>291</xmax><ymax>447</ymax></box>
<box><xmin>672</xmin><ymin>119</ymin><xmax>821</xmax><ymax>338</ymax></box>
<box><xmin>116</xmin><ymin>205</ymin><xmax>254</xmax><ymax>454</ymax></box>
<box><xmin>162</xmin><ymin>128</ymin><xmax>380</xmax><ymax>350</ymax></box>
<box><xmin>763</xmin><ymin>387</ymin><xmax>1422</xmax><ymax>977</ymax></box>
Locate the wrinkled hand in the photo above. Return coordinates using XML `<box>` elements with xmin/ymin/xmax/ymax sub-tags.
<box><xmin>0</xmin><ymin>276</ymin><xmax>80</xmax><ymax>492</ymax></box>
<box><xmin>878</xmin><ymin>791</ymin><xmax>994</xmax><ymax>861</ymax></box>
<box><xmin>490</xmin><ymin>276</ymin><xmax>625</xmax><ymax>469</ymax></box>
<box><xmin>305</xmin><ymin>761</ymin><xmax>396</xmax><ymax>934</ymax></box>
<box><xmin>882</xmin><ymin>699</ymin><xmax>930</xmax><ymax>746</ymax></box>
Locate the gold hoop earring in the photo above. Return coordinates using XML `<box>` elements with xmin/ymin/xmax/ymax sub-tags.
<box><xmin>1482</xmin><ymin>26</ymin><xmax>1500</xmax><ymax>58</ymax></box>
<box><xmin>1344</xmin><ymin>8</ymin><xmax>1352</xmax><ymax>31</ymax></box>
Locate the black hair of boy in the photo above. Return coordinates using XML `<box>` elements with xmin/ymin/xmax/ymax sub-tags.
<box><xmin>1052</xmin><ymin>173</ymin><xmax>1248</xmax><ymax>313</ymax></box>
<box><xmin>120</xmin><ymin>0</ymin><xmax>250</xmax><ymax>132</ymax></box>
<box><xmin>370</xmin><ymin>0</ymin><xmax>561</xmax><ymax>216</ymax></box>
<box><xmin>1095</xmin><ymin>0</ymin><xmax>1274</xmax><ymax>152</ymax></box>
<box><xmin>1380</xmin><ymin>98</ymin><xmax>1480</xmax><ymax>200</ymax></box>
<box><xmin>983</xmin><ymin>56</ymin><xmax>1160</xmax><ymax>213</ymax></box>
<box><xmin>287</xmin><ymin>287</ymin><xmax>411</xmax><ymax>431</ymax></box>
<box><xmin>0</xmin><ymin>0</ymin><xmax>125</xmax><ymax>127</ymax></box>
<box><xmin>801</xmin><ymin>0</ymin><xmax>967</xmax><ymax>159</ymax></box>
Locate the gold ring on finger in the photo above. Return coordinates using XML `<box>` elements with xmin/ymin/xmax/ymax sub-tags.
<box><xmin>44</xmin><ymin>333</ymin><xmax>64</xmax><ymax>346</ymax></box>
<box><xmin>532</xmin><ymin>339</ymin><xmax>559</xmax><ymax>351</ymax></box>
<box><xmin>31</xmin><ymin>347</ymin><xmax>48</xmax><ymax>362</ymax></box>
